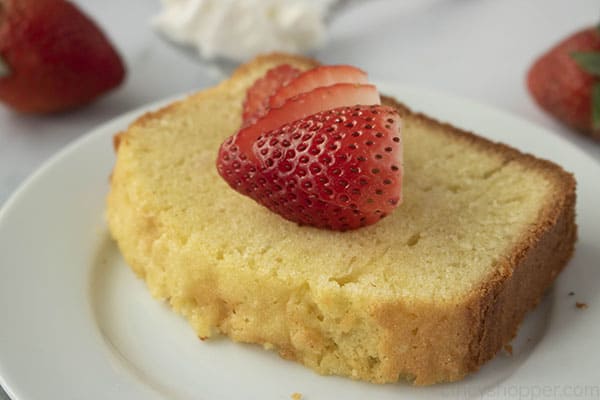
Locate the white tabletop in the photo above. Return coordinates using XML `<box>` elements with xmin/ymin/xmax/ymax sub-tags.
<box><xmin>0</xmin><ymin>0</ymin><xmax>598</xmax><ymax>398</ymax></box>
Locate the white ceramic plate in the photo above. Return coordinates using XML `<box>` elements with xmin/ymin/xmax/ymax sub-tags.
<box><xmin>1</xmin><ymin>84</ymin><xmax>599</xmax><ymax>400</ymax></box>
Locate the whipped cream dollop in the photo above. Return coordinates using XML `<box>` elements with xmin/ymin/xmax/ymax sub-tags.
<box><xmin>153</xmin><ymin>0</ymin><xmax>338</xmax><ymax>62</ymax></box>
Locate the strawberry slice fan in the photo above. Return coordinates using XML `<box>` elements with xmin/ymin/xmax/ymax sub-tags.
<box><xmin>217</xmin><ymin>65</ymin><xmax>403</xmax><ymax>231</ymax></box>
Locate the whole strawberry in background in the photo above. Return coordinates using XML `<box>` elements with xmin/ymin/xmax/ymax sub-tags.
<box><xmin>0</xmin><ymin>0</ymin><xmax>125</xmax><ymax>113</ymax></box>
<box><xmin>527</xmin><ymin>25</ymin><xmax>600</xmax><ymax>140</ymax></box>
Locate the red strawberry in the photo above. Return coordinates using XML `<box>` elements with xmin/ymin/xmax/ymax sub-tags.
<box><xmin>235</xmin><ymin>83</ymin><xmax>381</xmax><ymax>159</ymax></box>
<box><xmin>217</xmin><ymin>105</ymin><xmax>402</xmax><ymax>230</ymax></box>
<box><xmin>527</xmin><ymin>26</ymin><xmax>600</xmax><ymax>139</ymax></box>
<box><xmin>268</xmin><ymin>65</ymin><xmax>368</xmax><ymax>109</ymax></box>
<box><xmin>0</xmin><ymin>0</ymin><xmax>125</xmax><ymax>113</ymax></box>
<box><xmin>242</xmin><ymin>64</ymin><xmax>300</xmax><ymax>126</ymax></box>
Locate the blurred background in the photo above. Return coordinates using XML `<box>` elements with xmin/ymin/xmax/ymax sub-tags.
<box><xmin>0</xmin><ymin>0</ymin><xmax>598</xmax><ymax>398</ymax></box>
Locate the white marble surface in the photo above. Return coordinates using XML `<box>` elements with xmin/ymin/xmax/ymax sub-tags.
<box><xmin>0</xmin><ymin>0</ymin><xmax>598</xmax><ymax>398</ymax></box>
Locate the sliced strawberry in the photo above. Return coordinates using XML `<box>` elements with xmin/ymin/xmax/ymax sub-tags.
<box><xmin>217</xmin><ymin>105</ymin><xmax>402</xmax><ymax>230</ymax></box>
<box><xmin>234</xmin><ymin>83</ymin><xmax>380</xmax><ymax>162</ymax></box>
<box><xmin>268</xmin><ymin>65</ymin><xmax>369</xmax><ymax>109</ymax></box>
<box><xmin>242</xmin><ymin>64</ymin><xmax>300</xmax><ymax>126</ymax></box>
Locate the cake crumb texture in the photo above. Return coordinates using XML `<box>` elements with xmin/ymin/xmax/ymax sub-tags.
<box><xmin>107</xmin><ymin>54</ymin><xmax>577</xmax><ymax>385</ymax></box>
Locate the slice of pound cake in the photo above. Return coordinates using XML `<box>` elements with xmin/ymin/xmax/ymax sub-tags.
<box><xmin>107</xmin><ymin>54</ymin><xmax>576</xmax><ymax>385</ymax></box>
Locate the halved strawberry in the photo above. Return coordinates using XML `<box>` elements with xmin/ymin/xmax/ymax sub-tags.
<box><xmin>268</xmin><ymin>65</ymin><xmax>368</xmax><ymax>109</ymax></box>
<box><xmin>217</xmin><ymin>105</ymin><xmax>402</xmax><ymax>230</ymax></box>
<box><xmin>242</xmin><ymin>64</ymin><xmax>300</xmax><ymax>126</ymax></box>
<box><xmin>234</xmin><ymin>83</ymin><xmax>380</xmax><ymax>161</ymax></box>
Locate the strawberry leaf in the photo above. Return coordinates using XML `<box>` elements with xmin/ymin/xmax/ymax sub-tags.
<box><xmin>593</xmin><ymin>82</ymin><xmax>600</xmax><ymax>130</ymax></box>
<box><xmin>0</xmin><ymin>55</ymin><xmax>10</xmax><ymax>78</ymax></box>
<box><xmin>571</xmin><ymin>52</ymin><xmax>600</xmax><ymax>76</ymax></box>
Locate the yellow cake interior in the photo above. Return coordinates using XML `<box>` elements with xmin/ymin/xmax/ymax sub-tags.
<box><xmin>107</xmin><ymin>55</ymin><xmax>569</xmax><ymax>384</ymax></box>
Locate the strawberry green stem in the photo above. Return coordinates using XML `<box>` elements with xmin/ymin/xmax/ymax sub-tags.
<box><xmin>0</xmin><ymin>55</ymin><xmax>10</xmax><ymax>78</ymax></box>
<box><xmin>592</xmin><ymin>83</ymin><xmax>600</xmax><ymax>130</ymax></box>
<box><xmin>571</xmin><ymin>52</ymin><xmax>600</xmax><ymax>76</ymax></box>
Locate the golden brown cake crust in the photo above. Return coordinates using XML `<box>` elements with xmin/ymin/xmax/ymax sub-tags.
<box><xmin>107</xmin><ymin>54</ymin><xmax>577</xmax><ymax>386</ymax></box>
<box><xmin>375</xmin><ymin>97</ymin><xmax>577</xmax><ymax>384</ymax></box>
